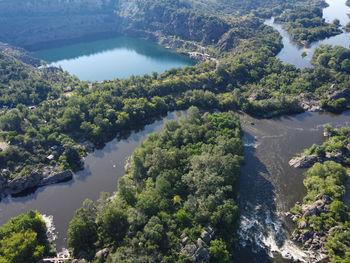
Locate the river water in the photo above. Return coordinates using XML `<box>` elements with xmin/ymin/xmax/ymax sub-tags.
<box><xmin>0</xmin><ymin>0</ymin><xmax>349</xmax><ymax>261</ymax></box>
<box><xmin>264</xmin><ymin>0</ymin><xmax>350</xmax><ymax>69</ymax></box>
<box><xmin>236</xmin><ymin>1</ymin><xmax>350</xmax><ymax>261</ymax></box>
<box><xmin>236</xmin><ymin>111</ymin><xmax>350</xmax><ymax>262</ymax></box>
<box><xmin>32</xmin><ymin>36</ymin><xmax>195</xmax><ymax>81</ymax></box>
<box><xmin>0</xmin><ymin>111</ymin><xmax>185</xmax><ymax>250</ymax></box>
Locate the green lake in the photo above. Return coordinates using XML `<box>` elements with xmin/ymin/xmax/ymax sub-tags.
<box><xmin>32</xmin><ymin>36</ymin><xmax>195</xmax><ymax>81</ymax></box>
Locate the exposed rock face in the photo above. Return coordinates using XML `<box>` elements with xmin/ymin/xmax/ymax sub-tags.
<box><xmin>180</xmin><ymin>227</ymin><xmax>214</xmax><ymax>262</ymax></box>
<box><xmin>289</xmin><ymin>155</ymin><xmax>319</xmax><ymax>168</ymax></box>
<box><xmin>1</xmin><ymin>166</ymin><xmax>72</xmax><ymax>196</ymax></box>
<box><xmin>0</xmin><ymin>42</ymin><xmax>41</xmax><ymax>66</ymax></box>
<box><xmin>0</xmin><ymin>0</ymin><xmax>232</xmax><ymax>51</ymax></box>
<box><xmin>289</xmin><ymin>195</ymin><xmax>335</xmax><ymax>261</ymax></box>
<box><xmin>289</xmin><ymin>149</ymin><xmax>348</xmax><ymax>169</ymax></box>
<box><xmin>40</xmin><ymin>168</ymin><xmax>72</xmax><ymax>186</ymax></box>
<box><xmin>248</xmin><ymin>89</ymin><xmax>271</xmax><ymax>101</ymax></box>
<box><xmin>95</xmin><ymin>248</ymin><xmax>109</xmax><ymax>260</ymax></box>
<box><xmin>215</xmin><ymin>17</ymin><xmax>261</xmax><ymax>51</ymax></box>
<box><xmin>0</xmin><ymin>0</ymin><xmax>123</xmax><ymax>48</ymax></box>
<box><xmin>326</xmin><ymin>84</ymin><xmax>350</xmax><ymax>102</ymax></box>
<box><xmin>7</xmin><ymin>171</ymin><xmax>41</xmax><ymax>194</ymax></box>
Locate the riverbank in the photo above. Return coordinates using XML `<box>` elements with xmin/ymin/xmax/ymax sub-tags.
<box><xmin>287</xmin><ymin>127</ymin><xmax>350</xmax><ymax>262</ymax></box>
<box><xmin>0</xmin><ymin>166</ymin><xmax>73</xmax><ymax>198</ymax></box>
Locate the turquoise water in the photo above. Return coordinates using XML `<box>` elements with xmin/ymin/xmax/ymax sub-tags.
<box><xmin>32</xmin><ymin>36</ymin><xmax>195</xmax><ymax>81</ymax></box>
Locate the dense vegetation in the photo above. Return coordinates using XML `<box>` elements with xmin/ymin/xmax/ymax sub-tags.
<box><xmin>0</xmin><ymin>210</ymin><xmax>53</xmax><ymax>263</ymax></box>
<box><xmin>67</xmin><ymin>109</ymin><xmax>243</xmax><ymax>262</ymax></box>
<box><xmin>275</xmin><ymin>7</ymin><xmax>342</xmax><ymax>44</ymax></box>
<box><xmin>0</xmin><ymin>51</ymin><xmax>77</xmax><ymax>108</ymax></box>
<box><xmin>291</xmin><ymin>127</ymin><xmax>350</xmax><ymax>262</ymax></box>
<box><xmin>1</xmin><ymin>28</ymin><xmax>350</xmax><ymax>188</ymax></box>
<box><xmin>302</xmin><ymin>126</ymin><xmax>350</xmax><ymax>164</ymax></box>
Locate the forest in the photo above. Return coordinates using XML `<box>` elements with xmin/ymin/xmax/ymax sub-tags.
<box><xmin>290</xmin><ymin>127</ymin><xmax>350</xmax><ymax>262</ymax></box>
<box><xmin>67</xmin><ymin>108</ymin><xmax>243</xmax><ymax>262</ymax></box>
<box><xmin>275</xmin><ymin>7</ymin><xmax>342</xmax><ymax>44</ymax></box>
<box><xmin>0</xmin><ymin>210</ymin><xmax>54</xmax><ymax>263</ymax></box>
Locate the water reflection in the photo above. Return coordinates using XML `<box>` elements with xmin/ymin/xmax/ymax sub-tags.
<box><xmin>32</xmin><ymin>36</ymin><xmax>195</xmax><ymax>81</ymax></box>
<box><xmin>265</xmin><ymin>0</ymin><xmax>350</xmax><ymax>69</ymax></box>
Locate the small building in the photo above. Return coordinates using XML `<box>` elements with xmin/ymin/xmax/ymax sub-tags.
<box><xmin>47</xmin><ymin>154</ymin><xmax>54</xmax><ymax>161</ymax></box>
<box><xmin>50</xmin><ymin>145</ymin><xmax>58</xmax><ymax>150</ymax></box>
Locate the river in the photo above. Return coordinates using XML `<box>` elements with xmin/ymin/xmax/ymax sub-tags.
<box><xmin>264</xmin><ymin>0</ymin><xmax>350</xmax><ymax>69</ymax></box>
<box><xmin>1</xmin><ymin>0</ymin><xmax>349</xmax><ymax>261</ymax></box>
<box><xmin>236</xmin><ymin>0</ymin><xmax>350</xmax><ymax>261</ymax></box>
<box><xmin>236</xmin><ymin>111</ymin><xmax>350</xmax><ymax>262</ymax></box>
<box><xmin>0</xmin><ymin>111</ymin><xmax>185</xmax><ymax>250</ymax></box>
<box><xmin>32</xmin><ymin>36</ymin><xmax>195</xmax><ymax>81</ymax></box>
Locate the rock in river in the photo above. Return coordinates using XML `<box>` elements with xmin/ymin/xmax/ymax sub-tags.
<box><xmin>7</xmin><ymin>172</ymin><xmax>41</xmax><ymax>194</ymax></box>
<box><xmin>289</xmin><ymin>155</ymin><xmax>319</xmax><ymax>168</ymax></box>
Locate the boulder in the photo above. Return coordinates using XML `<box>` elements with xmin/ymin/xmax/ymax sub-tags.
<box><xmin>316</xmin><ymin>194</ymin><xmax>331</xmax><ymax>203</ymax></box>
<box><xmin>95</xmin><ymin>248</ymin><xmax>109</xmax><ymax>259</ymax></box>
<box><xmin>289</xmin><ymin>155</ymin><xmax>319</xmax><ymax>168</ymax></box>
<box><xmin>299</xmin><ymin>230</ymin><xmax>313</xmax><ymax>243</ymax></box>
<box><xmin>197</xmin><ymin>238</ymin><xmax>206</xmax><ymax>248</ymax></box>
<box><xmin>328</xmin><ymin>226</ymin><xmax>344</xmax><ymax>234</ymax></box>
<box><xmin>325</xmin><ymin>151</ymin><xmax>344</xmax><ymax>162</ymax></box>
<box><xmin>7</xmin><ymin>172</ymin><xmax>41</xmax><ymax>194</ymax></box>
<box><xmin>298</xmin><ymin>221</ymin><xmax>308</xmax><ymax>229</ymax></box>
<box><xmin>40</xmin><ymin>169</ymin><xmax>72</xmax><ymax>186</ymax></box>
<box><xmin>200</xmin><ymin>231</ymin><xmax>211</xmax><ymax>244</ymax></box>
<box><xmin>181</xmin><ymin>244</ymin><xmax>197</xmax><ymax>260</ymax></box>
<box><xmin>302</xmin><ymin>204</ymin><xmax>320</xmax><ymax>218</ymax></box>
<box><xmin>248</xmin><ymin>89</ymin><xmax>270</xmax><ymax>101</ymax></box>
<box><xmin>291</xmin><ymin>214</ymin><xmax>301</xmax><ymax>222</ymax></box>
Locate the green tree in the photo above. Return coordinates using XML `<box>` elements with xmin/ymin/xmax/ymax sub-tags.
<box><xmin>67</xmin><ymin>199</ymin><xmax>97</xmax><ymax>256</ymax></box>
<box><xmin>208</xmin><ymin>239</ymin><xmax>230</xmax><ymax>263</ymax></box>
<box><xmin>96</xmin><ymin>200</ymin><xmax>128</xmax><ymax>246</ymax></box>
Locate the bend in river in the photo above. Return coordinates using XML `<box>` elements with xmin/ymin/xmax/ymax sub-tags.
<box><xmin>32</xmin><ymin>36</ymin><xmax>195</xmax><ymax>81</ymax></box>
<box><xmin>0</xmin><ymin>111</ymin><xmax>185</xmax><ymax>250</ymax></box>
<box><xmin>265</xmin><ymin>0</ymin><xmax>350</xmax><ymax>69</ymax></box>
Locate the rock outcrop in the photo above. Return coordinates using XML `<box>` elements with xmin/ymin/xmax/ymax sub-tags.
<box><xmin>289</xmin><ymin>155</ymin><xmax>319</xmax><ymax>168</ymax></box>
<box><xmin>95</xmin><ymin>248</ymin><xmax>109</xmax><ymax>260</ymax></box>
<box><xmin>180</xmin><ymin>227</ymin><xmax>214</xmax><ymax>262</ymax></box>
<box><xmin>0</xmin><ymin>166</ymin><xmax>72</xmax><ymax>197</ymax></box>
<box><xmin>7</xmin><ymin>171</ymin><xmax>41</xmax><ymax>194</ymax></box>
<box><xmin>289</xmin><ymin>195</ymin><xmax>337</xmax><ymax>260</ymax></box>
<box><xmin>326</xmin><ymin>84</ymin><xmax>350</xmax><ymax>102</ymax></box>
<box><xmin>40</xmin><ymin>167</ymin><xmax>72</xmax><ymax>186</ymax></box>
<box><xmin>289</xmin><ymin>151</ymin><xmax>348</xmax><ymax>169</ymax></box>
